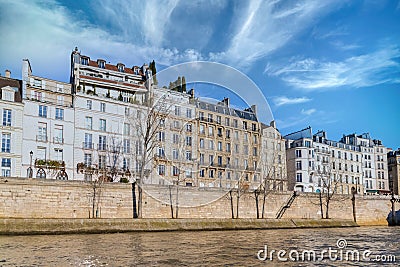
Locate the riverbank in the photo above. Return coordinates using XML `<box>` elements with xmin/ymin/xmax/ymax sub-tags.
<box><xmin>0</xmin><ymin>218</ymin><xmax>358</xmax><ymax>235</ymax></box>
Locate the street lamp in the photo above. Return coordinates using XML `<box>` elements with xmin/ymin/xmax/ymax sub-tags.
<box><xmin>28</xmin><ymin>151</ymin><xmax>33</xmax><ymax>178</ymax></box>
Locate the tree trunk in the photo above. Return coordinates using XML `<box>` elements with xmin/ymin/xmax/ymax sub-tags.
<box><xmin>138</xmin><ymin>185</ymin><xmax>143</xmax><ymax>218</ymax></box>
<box><xmin>175</xmin><ymin>183</ymin><xmax>179</xmax><ymax>219</ymax></box>
<box><xmin>261</xmin><ymin>187</ymin><xmax>267</xmax><ymax>219</ymax></box>
<box><xmin>236</xmin><ymin>191</ymin><xmax>240</xmax><ymax>219</ymax></box>
<box><xmin>229</xmin><ymin>190</ymin><xmax>234</xmax><ymax>219</ymax></box>
<box><xmin>132</xmin><ymin>182</ymin><xmax>138</xmax><ymax>218</ymax></box>
<box><xmin>169</xmin><ymin>185</ymin><xmax>174</xmax><ymax>218</ymax></box>
<box><xmin>92</xmin><ymin>185</ymin><xmax>96</xmax><ymax>219</ymax></box>
<box><xmin>319</xmin><ymin>191</ymin><xmax>324</xmax><ymax>219</ymax></box>
<box><xmin>255</xmin><ymin>191</ymin><xmax>260</xmax><ymax>219</ymax></box>
<box><xmin>325</xmin><ymin>199</ymin><xmax>330</xmax><ymax>219</ymax></box>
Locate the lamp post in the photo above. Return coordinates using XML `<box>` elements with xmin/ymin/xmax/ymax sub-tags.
<box><xmin>28</xmin><ymin>151</ymin><xmax>33</xmax><ymax>178</ymax></box>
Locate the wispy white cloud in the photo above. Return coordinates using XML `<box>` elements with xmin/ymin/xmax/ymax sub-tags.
<box><xmin>301</xmin><ymin>108</ymin><xmax>316</xmax><ymax>115</ymax></box>
<box><xmin>0</xmin><ymin>0</ymin><xmax>210</xmax><ymax>81</ymax></box>
<box><xmin>273</xmin><ymin>96</ymin><xmax>311</xmax><ymax>107</ymax></box>
<box><xmin>211</xmin><ymin>0</ymin><xmax>343</xmax><ymax>68</ymax></box>
<box><xmin>267</xmin><ymin>47</ymin><xmax>400</xmax><ymax>91</ymax></box>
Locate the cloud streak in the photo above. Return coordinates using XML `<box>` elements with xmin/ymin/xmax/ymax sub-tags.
<box><xmin>273</xmin><ymin>96</ymin><xmax>311</xmax><ymax>107</ymax></box>
<box><xmin>267</xmin><ymin>47</ymin><xmax>400</xmax><ymax>91</ymax></box>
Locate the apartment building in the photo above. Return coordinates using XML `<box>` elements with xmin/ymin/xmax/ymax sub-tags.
<box><xmin>152</xmin><ymin>87</ymin><xmax>198</xmax><ymax>186</ymax></box>
<box><xmin>195</xmin><ymin>97</ymin><xmax>261</xmax><ymax>189</ymax></box>
<box><xmin>285</xmin><ymin>127</ymin><xmax>364</xmax><ymax>194</ymax></box>
<box><xmin>260</xmin><ymin>121</ymin><xmax>287</xmax><ymax>192</ymax></box>
<box><xmin>21</xmin><ymin>60</ymin><xmax>74</xmax><ymax>180</ymax></box>
<box><xmin>340</xmin><ymin>133</ymin><xmax>389</xmax><ymax>194</ymax></box>
<box><xmin>0</xmin><ymin>71</ymin><xmax>23</xmax><ymax>177</ymax></box>
<box><xmin>388</xmin><ymin>149</ymin><xmax>400</xmax><ymax>195</ymax></box>
<box><xmin>70</xmin><ymin>48</ymin><xmax>150</xmax><ymax>182</ymax></box>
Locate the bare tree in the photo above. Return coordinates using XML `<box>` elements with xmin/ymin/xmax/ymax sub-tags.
<box><xmin>128</xmin><ymin>91</ymin><xmax>171</xmax><ymax>218</ymax></box>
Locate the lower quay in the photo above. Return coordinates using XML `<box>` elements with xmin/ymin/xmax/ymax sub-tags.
<box><xmin>0</xmin><ymin>178</ymin><xmax>393</xmax><ymax>234</ymax></box>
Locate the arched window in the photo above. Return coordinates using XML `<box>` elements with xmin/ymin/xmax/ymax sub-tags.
<box><xmin>36</xmin><ymin>168</ymin><xmax>46</xmax><ymax>179</ymax></box>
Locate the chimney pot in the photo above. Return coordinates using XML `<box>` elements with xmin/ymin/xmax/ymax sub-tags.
<box><xmin>5</xmin><ymin>70</ymin><xmax>11</xmax><ymax>78</ymax></box>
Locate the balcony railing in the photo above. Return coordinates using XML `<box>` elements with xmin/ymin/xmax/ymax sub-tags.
<box><xmin>53</xmin><ymin>137</ymin><xmax>64</xmax><ymax>144</ymax></box>
<box><xmin>36</xmin><ymin>135</ymin><xmax>48</xmax><ymax>142</ymax></box>
<box><xmin>82</xmin><ymin>142</ymin><xmax>94</xmax><ymax>149</ymax></box>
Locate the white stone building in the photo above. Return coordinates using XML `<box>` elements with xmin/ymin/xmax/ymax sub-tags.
<box><xmin>0</xmin><ymin>71</ymin><xmax>24</xmax><ymax>178</ymax></box>
<box><xmin>21</xmin><ymin>60</ymin><xmax>74</xmax><ymax>180</ymax></box>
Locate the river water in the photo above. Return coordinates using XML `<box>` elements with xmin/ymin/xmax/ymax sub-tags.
<box><xmin>0</xmin><ymin>226</ymin><xmax>398</xmax><ymax>266</ymax></box>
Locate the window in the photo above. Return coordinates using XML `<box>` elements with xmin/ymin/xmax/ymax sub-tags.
<box><xmin>252</xmin><ymin>123</ymin><xmax>256</xmax><ymax>131</ymax></box>
<box><xmin>2</xmin><ymin>89</ymin><xmax>14</xmax><ymax>102</ymax></box>
<box><xmin>158</xmin><ymin>165</ymin><xmax>165</xmax><ymax>175</ymax></box>
<box><xmin>84</xmin><ymin>133</ymin><xmax>93</xmax><ymax>149</ymax></box>
<box><xmin>186</xmin><ymin>108</ymin><xmax>192</xmax><ymax>118</ymax></box>
<box><xmin>199</xmin><ymin>111</ymin><xmax>204</xmax><ymax>120</ymax></box>
<box><xmin>226</xmin><ymin>129</ymin><xmax>231</xmax><ymax>138</ymax></box>
<box><xmin>99</xmin><ymin>119</ymin><xmax>106</xmax><ymax>131</ymax></box>
<box><xmin>55</xmin><ymin>108</ymin><xmax>64</xmax><ymax>120</ymax></box>
<box><xmin>225</xmin><ymin>118</ymin><xmax>230</xmax><ymax>126</ymax></box>
<box><xmin>216</xmin><ymin>115</ymin><xmax>221</xmax><ymax>124</ymax></box>
<box><xmin>174</xmin><ymin>106</ymin><xmax>180</xmax><ymax>116</ymax></box>
<box><xmin>124</xmin><ymin>123</ymin><xmax>130</xmax><ymax>135</ymax></box>
<box><xmin>158</xmin><ymin>131</ymin><xmax>165</xmax><ymax>142</ymax></box>
<box><xmin>243</xmin><ymin>145</ymin><xmax>248</xmax><ymax>155</ymax></box>
<box><xmin>295</xmin><ymin>150</ymin><xmax>302</xmax><ymax>158</ymax></box>
<box><xmin>84</xmin><ymin>153</ymin><xmax>92</xmax><ymax>167</ymax></box>
<box><xmin>173</xmin><ymin>134</ymin><xmax>179</xmax><ymax>144</ymax></box>
<box><xmin>98</xmin><ymin>60</ymin><xmax>105</xmax><ymax>68</ymax></box>
<box><xmin>86</xmin><ymin>100</ymin><xmax>92</xmax><ymax>110</ymax></box>
<box><xmin>2</xmin><ymin>109</ymin><xmax>11</xmax><ymax>126</ymax></box>
<box><xmin>209</xmin><ymin>169</ymin><xmax>214</xmax><ymax>178</ymax></box>
<box><xmin>199</xmin><ymin>124</ymin><xmax>205</xmax><ymax>134</ymax></box>
<box><xmin>37</xmin><ymin>147</ymin><xmax>46</xmax><ymax>160</ymax></box>
<box><xmin>98</xmin><ymin>135</ymin><xmax>107</xmax><ymax>150</ymax></box>
<box><xmin>57</xmin><ymin>96</ymin><xmax>64</xmax><ymax>106</ymax></box>
<box><xmin>234</xmin><ymin>131</ymin><xmax>239</xmax><ymax>140</ymax></box>
<box><xmin>208</xmin><ymin>114</ymin><xmax>213</xmax><ymax>122</ymax></box>
<box><xmin>85</xmin><ymin>117</ymin><xmax>92</xmax><ymax>129</ymax></box>
<box><xmin>81</xmin><ymin>57</ymin><xmax>89</xmax><ymax>65</ymax></box>
<box><xmin>185</xmin><ymin>169</ymin><xmax>192</xmax><ymax>178</ymax></box>
<box><xmin>209</xmin><ymin>155</ymin><xmax>214</xmax><ymax>165</ymax></box>
<box><xmin>186</xmin><ymin>151</ymin><xmax>192</xmax><ymax>161</ymax></box>
<box><xmin>218</xmin><ymin>141</ymin><xmax>222</xmax><ymax>151</ymax></box>
<box><xmin>172</xmin><ymin>149</ymin><xmax>179</xmax><ymax>160</ymax></box>
<box><xmin>31</xmin><ymin>91</ymin><xmax>42</xmax><ymax>101</ymax></box>
<box><xmin>186</xmin><ymin>124</ymin><xmax>192</xmax><ymax>132</ymax></box>
<box><xmin>123</xmin><ymin>139</ymin><xmax>130</xmax><ymax>154</ymax></box>
<box><xmin>158</xmin><ymin>147</ymin><xmax>165</xmax><ymax>158</ymax></box>
<box><xmin>38</xmin><ymin>105</ymin><xmax>47</xmax><ymax>118</ymax></box>
<box><xmin>33</xmin><ymin>79</ymin><xmax>42</xmax><ymax>88</ymax></box>
<box><xmin>54</xmin><ymin>149</ymin><xmax>63</xmax><ymax>162</ymax></box>
<box><xmin>200</xmin><ymin>138</ymin><xmax>205</xmax><ymax>148</ymax></box>
<box><xmin>54</xmin><ymin>125</ymin><xmax>63</xmax><ymax>144</ymax></box>
<box><xmin>243</xmin><ymin>121</ymin><xmax>247</xmax><ymax>130</ymax></box>
<box><xmin>200</xmin><ymin>153</ymin><xmax>204</xmax><ymax>164</ymax></box>
<box><xmin>186</xmin><ymin>136</ymin><xmax>192</xmax><ymax>146</ymax></box>
<box><xmin>200</xmin><ymin>169</ymin><xmax>205</xmax><ymax>177</ymax></box>
<box><xmin>37</xmin><ymin>123</ymin><xmax>47</xmax><ymax>142</ymax></box>
<box><xmin>209</xmin><ymin>140</ymin><xmax>214</xmax><ymax>150</ymax></box>
<box><xmin>100</xmin><ymin>103</ymin><xmax>106</xmax><ymax>112</ymax></box>
<box><xmin>296</xmin><ymin>161</ymin><xmax>302</xmax><ymax>170</ymax></box>
<box><xmin>208</xmin><ymin>126</ymin><xmax>213</xmax><ymax>136</ymax></box>
<box><xmin>226</xmin><ymin>143</ymin><xmax>231</xmax><ymax>152</ymax></box>
<box><xmin>1</xmin><ymin>158</ymin><xmax>11</xmax><ymax>177</ymax></box>
<box><xmin>217</xmin><ymin>156</ymin><xmax>222</xmax><ymax>166</ymax></box>
<box><xmin>173</xmin><ymin>166</ymin><xmax>179</xmax><ymax>176</ymax></box>
<box><xmin>1</xmin><ymin>133</ymin><xmax>10</xmax><ymax>153</ymax></box>
<box><xmin>125</xmin><ymin>107</ymin><xmax>130</xmax><ymax>116</ymax></box>
<box><xmin>296</xmin><ymin>173</ymin><xmax>302</xmax><ymax>182</ymax></box>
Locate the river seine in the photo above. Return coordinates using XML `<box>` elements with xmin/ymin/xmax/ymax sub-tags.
<box><xmin>0</xmin><ymin>226</ymin><xmax>398</xmax><ymax>266</ymax></box>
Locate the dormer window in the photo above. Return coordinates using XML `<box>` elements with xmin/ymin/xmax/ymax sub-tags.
<box><xmin>97</xmin><ymin>59</ymin><xmax>105</xmax><ymax>69</ymax></box>
<box><xmin>117</xmin><ymin>63</ymin><xmax>125</xmax><ymax>72</ymax></box>
<box><xmin>81</xmin><ymin>57</ymin><xmax>89</xmax><ymax>65</ymax></box>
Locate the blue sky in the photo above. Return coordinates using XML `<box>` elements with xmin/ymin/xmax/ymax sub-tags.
<box><xmin>0</xmin><ymin>0</ymin><xmax>399</xmax><ymax>148</ymax></box>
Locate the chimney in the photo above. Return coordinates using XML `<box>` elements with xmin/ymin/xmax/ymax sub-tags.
<box><xmin>5</xmin><ymin>70</ymin><xmax>11</xmax><ymax>78</ymax></box>
<box><xmin>270</xmin><ymin>120</ymin><xmax>276</xmax><ymax>128</ymax></box>
<box><xmin>251</xmin><ymin>104</ymin><xmax>257</xmax><ymax>116</ymax></box>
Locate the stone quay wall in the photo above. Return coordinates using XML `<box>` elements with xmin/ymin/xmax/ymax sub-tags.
<box><xmin>0</xmin><ymin>178</ymin><xmax>393</xmax><ymax>225</ymax></box>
